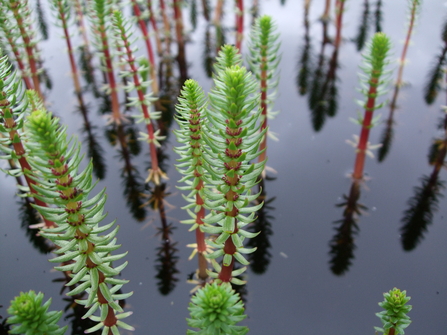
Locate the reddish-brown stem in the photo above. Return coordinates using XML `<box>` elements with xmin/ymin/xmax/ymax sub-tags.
<box><xmin>147</xmin><ymin>0</ymin><xmax>163</xmax><ymax>55</ymax></box>
<box><xmin>158</xmin><ymin>0</ymin><xmax>172</xmax><ymax>52</ymax></box>
<box><xmin>235</xmin><ymin>0</ymin><xmax>244</xmax><ymax>52</ymax></box>
<box><xmin>388</xmin><ymin>328</ymin><xmax>396</xmax><ymax>335</ymax></box>
<box><xmin>73</xmin><ymin>0</ymin><xmax>91</xmax><ymax>48</ymax></box>
<box><xmin>334</xmin><ymin>0</ymin><xmax>346</xmax><ymax>49</ymax></box>
<box><xmin>119</xmin><ymin>29</ymin><xmax>160</xmax><ymax>176</ymax></box>
<box><xmin>389</xmin><ymin>0</ymin><xmax>418</xmax><ymax>114</ymax></box>
<box><xmin>352</xmin><ymin>78</ymin><xmax>378</xmax><ymax>180</ymax></box>
<box><xmin>213</xmin><ymin>0</ymin><xmax>224</xmax><ymax>24</ymax></box>
<box><xmin>10</xmin><ymin>0</ymin><xmax>43</xmax><ymax>99</ymax></box>
<box><xmin>56</xmin><ymin>1</ymin><xmax>82</xmax><ymax>94</ymax></box>
<box><xmin>322</xmin><ymin>0</ymin><xmax>331</xmax><ymax>20</ymax></box>
<box><xmin>258</xmin><ymin>58</ymin><xmax>268</xmax><ymax>164</ymax></box>
<box><xmin>2</xmin><ymin>36</ymin><xmax>33</xmax><ymax>90</ymax></box>
<box><xmin>99</xmin><ymin>27</ymin><xmax>122</xmax><ymax>124</ymax></box>
<box><xmin>131</xmin><ymin>0</ymin><xmax>160</xmax><ymax>97</ymax></box>
<box><xmin>218</xmin><ymin>254</ymin><xmax>235</xmax><ymax>283</ymax></box>
<box><xmin>1</xmin><ymin>108</ymin><xmax>54</xmax><ymax>227</ymax></box>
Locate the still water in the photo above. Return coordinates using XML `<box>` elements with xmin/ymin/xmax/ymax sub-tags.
<box><xmin>1</xmin><ymin>0</ymin><xmax>447</xmax><ymax>334</ymax></box>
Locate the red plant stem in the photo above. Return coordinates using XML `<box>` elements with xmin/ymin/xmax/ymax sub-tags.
<box><xmin>218</xmin><ymin>237</ymin><xmax>236</xmax><ymax>282</ymax></box>
<box><xmin>322</xmin><ymin>0</ymin><xmax>331</xmax><ymax>20</ymax></box>
<box><xmin>56</xmin><ymin>1</ymin><xmax>82</xmax><ymax>94</ymax></box>
<box><xmin>147</xmin><ymin>0</ymin><xmax>163</xmax><ymax>55</ymax></box>
<box><xmin>258</xmin><ymin>57</ymin><xmax>268</xmax><ymax>164</ymax></box>
<box><xmin>120</xmin><ymin>31</ymin><xmax>160</xmax><ymax>175</ymax></box>
<box><xmin>10</xmin><ymin>0</ymin><xmax>43</xmax><ymax>99</ymax></box>
<box><xmin>388</xmin><ymin>328</ymin><xmax>396</xmax><ymax>335</ymax></box>
<box><xmin>0</xmin><ymin>106</ymin><xmax>54</xmax><ymax>228</ymax></box>
<box><xmin>131</xmin><ymin>0</ymin><xmax>160</xmax><ymax>97</ymax></box>
<box><xmin>98</xmin><ymin>25</ymin><xmax>121</xmax><ymax>124</ymax></box>
<box><xmin>389</xmin><ymin>0</ymin><xmax>418</xmax><ymax>113</ymax></box>
<box><xmin>352</xmin><ymin>78</ymin><xmax>378</xmax><ymax>181</ymax></box>
<box><xmin>235</xmin><ymin>0</ymin><xmax>244</xmax><ymax>52</ymax></box>
<box><xmin>173</xmin><ymin>0</ymin><xmax>187</xmax><ymax>81</ymax></box>
<box><xmin>173</xmin><ymin>0</ymin><xmax>184</xmax><ymax>47</ymax></box>
<box><xmin>158</xmin><ymin>0</ymin><xmax>171</xmax><ymax>52</ymax></box>
<box><xmin>334</xmin><ymin>0</ymin><xmax>346</xmax><ymax>49</ymax></box>
<box><xmin>9</xmin><ymin>48</ymin><xmax>33</xmax><ymax>90</ymax></box>
<box><xmin>213</xmin><ymin>0</ymin><xmax>224</xmax><ymax>24</ymax></box>
<box><xmin>73</xmin><ymin>0</ymin><xmax>91</xmax><ymax>49</ymax></box>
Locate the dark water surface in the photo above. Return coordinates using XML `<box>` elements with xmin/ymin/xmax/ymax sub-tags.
<box><xmin>1</xmin><ymin>1</ymin><xmax>447</xmax><ymax>334</ymax></box>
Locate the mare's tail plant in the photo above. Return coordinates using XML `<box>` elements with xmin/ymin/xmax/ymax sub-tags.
<box><xmin>377</xmin><ymin>0</ymin><xmax>421</xmax><ymax>162</ymax></box>
<box><xmin>174</xmin><ymin>79</ymin><xmax>209</xmax><ymax>280</ymax></box>
<box><xmin>202</xmin><ymin>64</ymin><xmax>265</xmax><ymax>284</ymax></box>
<box><xmin>88</xmin><ymin>0</ymin><xmax>123</xmax><ymax>124</ymax></box>
<box><xmin>24</xmin><ymin>105</ymin><xmax>134</xmax><ymax>334</ymax></box>
<box><xmin>349</xmin><ymin>32</ymin><xmax>391</xmax><ymax>182</ymax></box>
<box><xmin>247</xmin><ymin>15</ymin><xmax>281</xmax><ymax>170</ymax></box>
<box><xmin>186</xmin><ymin>282</ymin><xmax>248</xmax><ymax>334</ymax></box>
<box><xmin>111</xmin><ymin>9</ymin><xmax>167</xmax><ymax>185</ymax></box>
<box><xmin>375</xmin><ymin>288</ymin><xmax>412</xmax><ymax>335</ymax></box>
<box><xmin>4</xmin><ymin>0</ymin><xmax>44</xmax><ymax>99</ymax></box>
<box><xmin>0</xmin><ymin>53</ymin><xmax>54</xmax><ymax>227</ymax></box>
<box><xmin>7</xmin><ymin>291</ymin><xmax>67</xmax><ymax>335</ymax></box>
<box><xmin>49</xmin><ymin>0</ymin><xmax>82</xmax><ymax>95</ymax></box>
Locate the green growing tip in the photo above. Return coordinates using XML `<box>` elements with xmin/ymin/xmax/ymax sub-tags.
<box><xmin>375</xmin><ymin>288</ymin><xmax>412</xmax><ymax>335</ymax></box>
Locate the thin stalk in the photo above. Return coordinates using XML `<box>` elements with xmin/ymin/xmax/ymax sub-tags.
<box><xmin>112</xmin><ymin>10</ymin><xmax>166</xmax><ymax>185</ymax></box>
<box><xmin>213</xmin><ymin>0</ymin><xmax>224</xmax><ymax>25</ymax></box>
<box><xmin>235</xmin><ymin>0</ymin><xmax>244</xmax><ymax>51</ymax></box>
<box><xmin>147</xmin><ymin>0</ymin><xmax>163</xmax><ymax>55</ymax></box>
<box><xmin>131</xmin><ymin>0</ymin><xmax>159</xmax><ymax>97</ymax></box>
<box><xmin>159</xmin><ymin>0</ymin><xmax>172</xmax><ymax>53</ymax></box>
<box><xmin>352</xmin><ymin>77</ymin><xmax>378</xmax><ymax>180</ymax></box>
<box><xmin>334</xmin><ymin>0</ymin><xmax>346</xmax><ymax>49</ymax></box>
<box><xmin>0</xmin><ymin>99</ymin><xmax>54</xmax><ymax>228</ymax></box>
<box><xmin>91</xmin><ymin>0</ymin><xmax>123</xmax><ymax>124</ymax></box>
<box><xmin>389</xmin><ymin>0</ymin><xmax>419</xmax><ymax>114</ymax></box>
<box><xmin>53</xmin><ymin>0</ymin><xmax>82</xmax><ymax>94</ymax></box>
<box><xmin>9</xmin><ymin>0</ymin><xmax>43</xmax><ymax>99</ymax></box>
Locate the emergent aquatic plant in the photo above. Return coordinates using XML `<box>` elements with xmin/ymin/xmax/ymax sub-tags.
<box><xmin>186</xmin><ymin>282</ymin><xmax>248</xmax><ymax>334</ymax></box>
<box><xmin>375</xmin><ymin>288</ymin><xmax>412</xmax><ymax>335</ymax></box>
<box><xmin>24</xmin><ymin>104</ymin><xmax>134</xmax><ymax>334</ymax></box>
<box><xmin>7</xmin><ymin>290</ymin><xmax>67</xmax><ymax>335</ymax></box>
<box><xmin>349</xmin><ymin>32</ymin><xmax>391</xmax><ymax>181</ymax></box>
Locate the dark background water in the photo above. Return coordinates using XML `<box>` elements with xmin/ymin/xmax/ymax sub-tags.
<box><xmin>1</xmin><ymin>0</ymin><xmax>447</xmax><ymax>334</ymax></box>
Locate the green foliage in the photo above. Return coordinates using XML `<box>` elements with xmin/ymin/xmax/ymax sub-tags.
<box><xmin>174</xmin><ymin>79</ymin><xmax>207</xmax><ymax>228</ymax></box>
<box><xmin>247</xmin><ymin>15</ymin><xmax>281</xmax><ymax>120</ymax></box>
<box><xmin>355</xmin><ymin>32</ymin><xmax>392</xmax><ymax>116</ymax></box>
<box><xmin>375</xmin><ymin>288</ymin><xmax>412</xmax><ymax>335</ymax></box>
<box><xmin>187</xmin><ymin>282</ymin><xmax>248</xmax><ymax>335</ymax></box>
<box><xmin>201</xmin><ymin>65</ymin><xmax>265</xmax><ymax>283</ymax></box>
<box><xmin>24</xmin><ymin>107</ymin><xmax>134</xmax><ymax>334</ymax></box>
<box><xmin>7</xmin><ymin>290</ymin><xmax>67</xmax><ymax>335</ymax></box>
<box><xmin>213</xmin><ymin>44</ymin><xmax>242</xmax><ymax>74</ymax></box>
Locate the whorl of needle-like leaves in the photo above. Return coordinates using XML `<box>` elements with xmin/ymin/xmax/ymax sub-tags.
<box><xmin>375</xmin><ymin>288</ymin><xmax>412</xmax><ymax>335</ymax></box>
<box><xmin>111</xmin><ymin>10</ymin><xmax>161</xmax><ymax>131</ymax></box>
<box><xmin>0</xmin><ymin>53</ymin><xmax>28</xmax><ymax>178</ymax></box>
<box><xmin>213</xmin><ymin>44</ymin><xmax>243</xmax><ymax>74</ymax></box>
<box><xmin>174</xmin><ymin>79</ymin><xmax>207</xmax><ymax>229</ymax></box>
<box><xmin>24</xmin><ymin>108</ymin><xmax>134</xmax><ymax>334</ymax></box>
<box><xmin>49</xmin><ymin>0</ymin><xmax>72</xmax><ymax>29</ymax></box>
<box><xmin>7</xmin><ymin>290</ymin><xmax>67</xmax><ymax>335</ymax></box>
<box><xmin>187</xmin><ymin>282</ymin><xmax>248</xmax><ymax>335</ymax></box>
<box><xmin>87</xmin><ymin>0</ymin><xmax>115</xmax><ymax>73</ymax></box>
<box><xmin>201</xmin><ymin>65</ymin><xmax>265</xmax><ymax>282</ymax></box>
<box><xmin>247</xmin><ymin>15</ymin><xmax>281</xmax><ymax>113</ymax></box>
<box><xmin>354</xmin><ymin>32</ymin><xmax>392</xmax><ymax>116</ymax></box>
